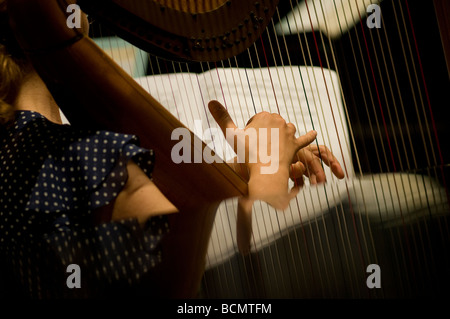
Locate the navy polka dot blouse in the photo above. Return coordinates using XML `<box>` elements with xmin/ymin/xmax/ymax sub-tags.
<box><xmin>0</xmin><ymin>110</ymin><xmax>169</xmax><ymax>298</ymax></box>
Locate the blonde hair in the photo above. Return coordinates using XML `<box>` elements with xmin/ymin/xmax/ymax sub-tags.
<box><xmin>0</xmin><ymin>0</ymin><xmax>31</xmax><ymax>127</ymax></box>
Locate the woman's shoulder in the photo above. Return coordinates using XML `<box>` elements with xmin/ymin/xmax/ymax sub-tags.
<box><xmin>3</xmin><ymin>109</ymin><xmax>142</xmax><ymax>148</ymax></box>
<box><xmin>0</xmin><ymin>109</ymin><xmax>155</xmax><ymax>216</ymax></box>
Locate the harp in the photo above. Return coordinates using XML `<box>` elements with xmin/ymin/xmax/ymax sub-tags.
<box><xmin>8</xmin><ymin>0</ymin><xmax>450</xmax><ymax>299</ymax></box>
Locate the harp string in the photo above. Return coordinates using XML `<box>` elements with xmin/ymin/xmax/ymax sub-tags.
<box><xmin>192</xmin><ymin>61</ymin><xmax>241</xmax><ymax>297</ymax></box>
<box><xmin>322</xmin><ymin>0</ymin><xmax>424</xmax><ymax>298</ymax></box>
<box><xmin>311</xmin><ymin>0</ymin><xmax>375</xmax><ymax>296</ymax></box>
<box><xmin>275</xmin><ymin>0</ymin><xmax>348</xmax><ymax>296</ymax></box>
<box><xmin>221</xmin><ymin>57</ymin><xmax>262</xmax><ymax>295</ymax></box>
<box><xmin>353</xmin><ymin>0</ymin><xmax>446</xmax><ymax>295</ymax></box>
<box><xmin>270</xmin><ymin>32</ymin><xmax>334</xmax><ymax>294</ymax></box>
<box><xmin>389</xmin><ymin>0</ymin><xmax>434</xmax><ymax>290</ymax></box>
<box><xmin>226</xmin><ymin>0</ymin><xmax>446</xmax><ymax>297</ymax></box>
<box><xmin>400</xmin><ymin>2</ymin><xmax>437</xmax><ymax>168</ymax></box>
<box><xmin>334</xmin><ymin>3</ymin><xmax>376</xmax><ymax>298</ymax></box>
<box><xmin>209</xmin><ymin>22</ymin><xmax>316</xmax><ymax>295</ymax></box>
<box><xmin>347</xmin><ymin>0</ymin><xmax>418</xmax><ymax>292</ymax></box>
<box><xmin>331</xmin><ymin>0</ymin><xmax>398</xmax><ymax>294</ymax></box>
<box><xmin>243</xmin><ymin>44</ymin><xmax>289</xmax><ymax>296</ymax></box>
<box><xmin>316</xmin><ymin>6</ymin><xmax>365</xmax><ymax>294</ymax></box>
<box><xmin>282</xmin><ymin>2</ymin><xmax>325</xmax><ymax>295</ymax></box>
<box><xmin>272</xmin><ymin>20</ymin><xmax>340</xmax><ymax>297</ymax></box>
<box><xmin>333</xmin><ymin>2</ymin><xmax>401</xmax><ymax>293</ymax></box>
<box><xmin>204</xmin><ymin>58</ymin><xmax>280</xmax><ymax>295</ymax></box>
<box><xmin>372</xmin><ymin>0</ymin><xmax>423</xmax><ymax>259</ymax></box>
<box><xmin>267</xmin><ymin>15</ymin><xmax>316</xmax><ymax>294</ymax></box>
<box><xmin>303</xmin><ymin>0</ymin><xmax>373</xmax><ymax>297</ymax></box>
<box><xmin>177</xmin><ymin>62</ymin><xmax>200</xmax><ymax>129</ymax></box>
<box><xmin>213</xmin><ymin>60</ymin><xmax>268</xmax><ymax>295</ymax></box>
<box><xmin>376</xmin><ymin>0</ymin><xmax>434</xmax><ymax>291</ymax></box>
<box><xmin>229</xmin><ymin>55</ymin><xmax>278</xmax><ymax>296</ymax></box>
<box><xmin>232</xmin><ymin>58</ymin><xmax>282</xmax><ymax>295</ymax></box>
<box><xmin>311</xmin><ymin>0</ymin><xmax>370</xmax><ymax>281</ymax></box>
<box><xmin>255</xmin><ymin>34</ymin><xmax>305</xmax><ymax>295</ymax></box>
<box><xmin>389</xmin><ymin>0</ymin><xmax>433</xmax><ymax>290</ymax></box>
<box><xmin>403</xmin><ymin>1</ymin><xmax>450</xmax><ymax>217</ymax></box>
<box><xmin>354</xmin><ymin>0</ymin><xmax>417</xmax><ymax>283</ymax></box>
<box><xmin>243</xmin><ymin>0</ymin><xmax>356</xmax><ymax>298</ymax></box>
<box><xmin>341</xmin><ymin>0</ymin><xmax>405</xmax><ymax>287</ymax></box>
<box><xmin>87</xmin><ymin>0</ymin><xmax>449</xmax><ymax>297</ymax></box>
<box><xmin>404</xmin><ymin>0</ymin><xmax>450</xmax><ymax>290</ymax></box>
<box><xmin>263</xmin><ymin>23</ymin><xmax>338</xmax><ymax>295</ymax></box>
<box><xmin>342</xmin><ymin>0</ymin><xmax>407</xmax><ymax>296</ymax></box>
<box><xmin>284</xmin><ymin>1</ymin><xmax>346</xmax><ymax>296</ymax></box>
<box><xmin>404</xmin><ymin>0</ymin><xmax>447</xmax><ymax>290</ymax></box>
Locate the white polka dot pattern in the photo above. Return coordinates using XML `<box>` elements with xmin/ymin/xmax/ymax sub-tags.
<box><xmin>0</xmin><ymin>111</ymin><xmax>169</xmax><ymax>298</ymax></box>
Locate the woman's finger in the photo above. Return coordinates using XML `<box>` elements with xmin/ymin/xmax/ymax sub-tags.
<box><xmin>295</xmin><ymin>130</ymin><xmax>317</xmax><ymax>150</ymax></box>
<box><xmin>286</xmin><ymin>122</ymin><xmax>297</xmax><ymax>135</ymax></box>
<box><xmin>295</xmin><ymin>148</ymin><xmax>327</xmax><ymax>184</ymax></box>
<box><xmin>208</xmin><ymin>100</ymin><xmax>242</xmax><ymax>155</ymax></box>
<box><xmin>290</xmin><ymin>161</ymin><xmax>306</xmax><ymax>179</ymax></box>
<box><xmin>308</xmin><ymin>145</ymin><xmax>345</xmax><ymax>179</ymax></box>
<box><xmin>208</xmin><ymin>100</ymin><xmax>238</xmax><ymax>134</ymax></box>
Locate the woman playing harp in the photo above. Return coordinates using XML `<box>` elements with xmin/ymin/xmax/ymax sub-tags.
<box><xmin>0</xmin><ymin>1</ymin><xmax>344</xmax><ymax>298</ymax></box>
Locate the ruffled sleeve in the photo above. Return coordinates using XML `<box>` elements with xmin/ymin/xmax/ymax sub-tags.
<box><xmin>25</xmin><ymin>129</ymin><xmax>155</xmax><ymax>215</ymax></box>
<box><xmin>0</xmin><ymin>111</ymin><xmax>170</xmax><ymax>297</ymax></box>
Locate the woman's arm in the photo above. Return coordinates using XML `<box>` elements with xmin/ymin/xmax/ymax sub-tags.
<box><xmin>109</xmin><ymin>160</ymin><xmax>178</xmax><ymax>225</ymax></box>
<box><xmin>101</xmin><ymin>100</ymin><xmax>344</xmax><ymax>231</ymax></box>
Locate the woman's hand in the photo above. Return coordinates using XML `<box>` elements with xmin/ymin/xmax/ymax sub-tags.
<box><xmin>290</xmin><ymin>144</ymin><xmax>345</xmax><ymax>188</ymax></box>
<box><xmin>208</xmin><ymin>100</ymin><xmax>318</xmax><ymax>208</ymax></box>
<box><xmin>208</xmin><ymin>100</ymin><xmax>345</xmax><ymax>254</ymax></box>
